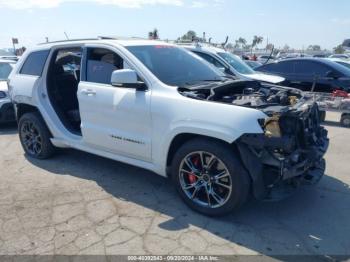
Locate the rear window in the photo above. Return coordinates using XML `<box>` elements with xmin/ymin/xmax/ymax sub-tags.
<box><xmin>20</xmin><ymin>50</ymin><xmax>50</xmax><ymax>76</ymax></box>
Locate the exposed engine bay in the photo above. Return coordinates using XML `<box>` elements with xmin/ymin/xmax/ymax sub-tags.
<box><xmin>179</xmin><ymin>80</ymin><xmax>305</xmax><ymax>115</ymax></box>
<box><xmin>179</xmin><ymin>80</ymin><xmax>329</xmax><ymax>200</ymax></box>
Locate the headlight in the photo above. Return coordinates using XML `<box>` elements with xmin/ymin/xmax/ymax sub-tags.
<box><xmin>0</xmin><ymin>91</ymin><xmax>7</xmax><ymax>99</ymax></box>
<box><xmin>259</xmin><ymin>115</ymin><xmax>282</xmax><ymax>138</ymax></box>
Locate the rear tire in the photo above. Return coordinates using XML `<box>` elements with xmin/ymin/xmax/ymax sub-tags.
<box><xmin>341</xmin><ymin>113</ymin><xmax>350</xmax><ymax>128</ymax></box>
<box><xmin>171</xmin><ymin>138</ymin><xmax>250</xmax><ymax>216</ymax></box>
<box><xmin>18</xmin><ymin>112</ymin><xmax>56</xmax><ymax>159</ymax></box>
<box><xmin>319</xmin><ymin>111</ymin><xmax>326</xmax><ymax>122</ymax></box>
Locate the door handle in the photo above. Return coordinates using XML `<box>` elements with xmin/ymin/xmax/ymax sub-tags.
<box><xmin>81</xmin><ymin>89</ymin><xmax>96</xmax><ymax>96</ymax></box>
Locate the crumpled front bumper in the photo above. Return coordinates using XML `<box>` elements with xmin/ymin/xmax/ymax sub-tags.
<box><xmin>236</xmin><ymin>127</ymin><xmax>329</xmax><ymax>200</ymax></box>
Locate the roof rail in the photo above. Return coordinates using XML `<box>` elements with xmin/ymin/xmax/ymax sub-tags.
<box><xmin>38</xmin><ymin>38</ymin><xmax>99</xmax><ymax>45</ymax></box>
<box><xmin>38</xmin><ymin>35</ymin><xmax>149</xmax><ymax>45</ymax></box>
<box><xmin>98</xmin><ymin>36</ymin><xmax>147</xmax><ymax>40</ymax></box>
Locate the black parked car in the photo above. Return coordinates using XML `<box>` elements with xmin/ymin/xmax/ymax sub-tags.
<box><xmin>256</xmin><ymin>58</ymin><xmax>350</xmax><ymax>93</ymax></box>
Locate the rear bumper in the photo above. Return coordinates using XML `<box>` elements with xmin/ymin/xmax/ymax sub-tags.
<box><xmin>237</xmin><ymin>127</ymin><xmax>329</xmax><ymax>200</ymax></box>
<box><xmin>0</xmin><ymin>101</ymin><xmax>16</xmax><ymax>123</ymax></box>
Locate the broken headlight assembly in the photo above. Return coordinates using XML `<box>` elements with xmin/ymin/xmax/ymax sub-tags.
<box><xmin>259</xmin><ymin>115</ymin><xmax>282</xmax><ymax>138</ymax></box>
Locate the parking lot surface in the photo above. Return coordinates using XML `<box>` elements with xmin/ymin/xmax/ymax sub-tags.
<box><xmin>0</xmin><ymin>112</ymin><xmax>349</xmax><ymax>257</ymax></box>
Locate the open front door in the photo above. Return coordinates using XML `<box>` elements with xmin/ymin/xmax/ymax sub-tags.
<box><xmin>77</xmin><ymin>46</ymin><xmax>152</xmax><ymax>162</ymax></box>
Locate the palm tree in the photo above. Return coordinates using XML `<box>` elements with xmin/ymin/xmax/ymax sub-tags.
<box><xmin>238</xmin><ymin>37</ymin><xmax>247</xmax><ymax>47</ymax></box>
<box><xmin>235</xmin><ymin>37</ymin><xmax>247</xmax><ymax>50</ymax></box>
<box><xmin>251</xmin><ymin>35</ymin><xmax>263</xmax><ymax>53</ymax></box>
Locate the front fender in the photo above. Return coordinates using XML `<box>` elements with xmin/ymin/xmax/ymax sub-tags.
<box><xmin>155</xmin><ymin>113</ymin><xmax>265</xmax><ymax>176</ymax></box>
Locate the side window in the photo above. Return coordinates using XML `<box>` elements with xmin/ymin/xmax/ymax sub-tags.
<box><xmin>20</xmin><ymin>50</ymin><xmax>50</xmax><ymax>76</ymax></box>
<box><xmin>257</xmin><ymin>63</ymin><xmax>276</xmax><ymax>72</ymax></box>
<box><xmin>273</xmin><ymin>61</ymin><xmax>295</xmax><ymax>74</ymax></box>
<box><xmin>193</xmin><ymin>52</ymin><xmax>225</xmax><ymax>69</ymax></box>
<box><xmin>53</xmin><ymin>48</ymin><xmax>82</xmax><ymax>81</ymax></box>
<box><xmin>294</xmin><ymin>61</ymin><xmax>330</xmax><ymax>76</ymax></box>
<box><xmin>86</xmin><ymin>48</ymin><xmax>124</xmax><ymax>84</ymax></box>
<box><xmin>258</xmin><ymin>62</ymin><xmax>294</xmax><ymax>74</ymax></box>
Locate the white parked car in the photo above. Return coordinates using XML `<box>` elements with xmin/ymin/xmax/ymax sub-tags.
<box><xmin>257</xmin><ymin>55</ymin><xmax>275</xmax><ymax>64</ymax></box>
<box><xmin>8</xmin><ymin>39</ymin><xmax>328</xmax><ymax>216</ymax></box>
<box><xmin>327</xmin><ymin>58</ymin><xmax>350</xmax><ymax>70</ymax></box>
<box><xmin>0</xmin><ymin>59</ymin><xmax>16</xmax><ymax>123</ymax></box>
<box><xmin>182</xmin><ymin>44</ymin><xmax>284</xmax><ymax>84</ymax></box>
<box><xmin>329</xmin><ymin>54</ymin><xmax>349</xmax><ymax>59</ymax></box>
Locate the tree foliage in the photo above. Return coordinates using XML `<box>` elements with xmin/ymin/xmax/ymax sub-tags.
<box><xmin>334</xmin><ymin>44</ymin><xmax>346</xmax><ymax>54</ymax></box>
<box><xmin>307</xmin><ymin>45</ymin><xmax>321</xmax><ymax>51</ymax></box>
<box><xmin>234</xmin><ymin>37</ymin><xmax>248</xmax><ymax>50</ymax></box>
<box><xmin>252</xmin><ymin>36</ymin><xmax>264</xmax><ymax>48</ymax></box>
<box><xmin>148</xmin><ymin>28</ymin><xmax>159</xmax><ymax>40</ymax></box>
<box><xmin>179</xmin><ymin>30</ymin><xmax>198</xmax><ymax>41</ymax></box>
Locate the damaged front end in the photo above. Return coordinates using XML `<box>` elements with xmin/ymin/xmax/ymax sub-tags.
<box><xmin>179</xmin><ymin>80</ymin><xmax>329</xmax><ymax>200</ymax></box>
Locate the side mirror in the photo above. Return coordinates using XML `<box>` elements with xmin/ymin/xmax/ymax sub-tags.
<box><xmin>111</xmin><ymin>69</ymin><xmax>147</xmax><ymax>90</ymax></box>
<box><xmin>326</xmin><ymin>70</ymin><xmax>340</xmax><ymax>79</ymax></box>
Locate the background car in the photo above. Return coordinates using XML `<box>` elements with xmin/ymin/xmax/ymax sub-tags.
<box><xmin>256</xmin><ymin>58</ymin><xmax>350</xmax><ymax>93</ymax></box>
<box><xmin>313</xmin><ymin>54</ymin><xmax>328</xmax><ymax>58</ymax></box>
<box><xmin>328</xmin><ymin>58</ymin><xmax>350</xmax><ymax>70</ymax></box>
<box><xmin>257</xmin><ymin>55</ymin><xmax>275</xmax><ymax>64</ymax></box>
<box><xmin>329</xmin><ymin>54</ymin><xmax>350</xmax><ymax>59</ymax></box>
<box><xmin>244</xmin><ymin>60</ymin><xmax>262</xmax><ymax>69</ymax></box>
<box><xmin>0</xmin><ymin>59</ymin><xmax>16</xmax><ymax>123</ymax></box>
<box><xmin>0</xmin><ymin>56</ymin><xmax>19</xmax><ymax>62</ymax></box>
<box><xmin>182</xmin><ymin>44</ymin><xmax>284</xmax><ymax>84</ymax></box>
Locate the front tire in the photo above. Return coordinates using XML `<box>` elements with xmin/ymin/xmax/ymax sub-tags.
<box><xmin>18</xmin><ymin>112</ymin><xmax>56</xmax><ymax>159</ymax></box>
<box><xmin>171</xmin><ymin>138</ymin><xmax>250</xmax><ymax>216</ymax></box>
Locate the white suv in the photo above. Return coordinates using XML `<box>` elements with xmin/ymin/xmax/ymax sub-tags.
<box><xmin>8</xmin><ymin>39</ymin><xmax>328</xmax><ymax>216</ymax></box>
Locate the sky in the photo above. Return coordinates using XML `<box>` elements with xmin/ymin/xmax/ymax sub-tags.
<box><xmin>0</xmin><ymin>0</ymin><xmax>349</xmax><ymax>50</ymax></box>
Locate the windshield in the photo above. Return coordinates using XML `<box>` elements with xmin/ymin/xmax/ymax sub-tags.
<box><xmin>0</xmin><ymin>62</ymin><xmax>13</xmax><ymax>80</ymax></box>
<box><xmin>125</xmin><ymin>45</ymin><xmax>225</xmax><ymax>86</ymax></box>
<box><xmin>217</xmin><ymin>52</ymin><xmax>255</xmax><ymax>75</ymax></box>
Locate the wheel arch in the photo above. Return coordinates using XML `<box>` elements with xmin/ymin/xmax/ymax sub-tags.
<box><xmin>15</xmin><ymin>103</ymin><xmax>40</xmax><ymax>121</ymax></box>
<box><xmin>166</xmin><ymin>132</ymin><xmax>239</xmax><ymax>169</ymax></box>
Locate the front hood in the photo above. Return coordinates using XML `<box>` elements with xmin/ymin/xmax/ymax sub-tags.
<box><xmin>0</xmin><ymin>81</ymin><xmax>8</xmax><ymax>92</ymax></box>
<box><xmin>243</xmin><ymin>73</ymin><xmax>285</xmax><ymax>84</ymax></box>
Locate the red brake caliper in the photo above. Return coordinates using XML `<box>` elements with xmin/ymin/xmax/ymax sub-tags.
<box><xmin>188</xmin><ymin>156</ymin><xmax>200</xmax><ymax>184</ymax></box>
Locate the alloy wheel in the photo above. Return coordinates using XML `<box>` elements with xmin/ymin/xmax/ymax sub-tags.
<box><xmin>20</xmin><ymin>121</ymin><xmax>43</xmax><ymax>156</ymax></box>
<box><xmin>178</xmin><ymin>151</ymin><xmax>232</xmax><ymax>208</ymax></box>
